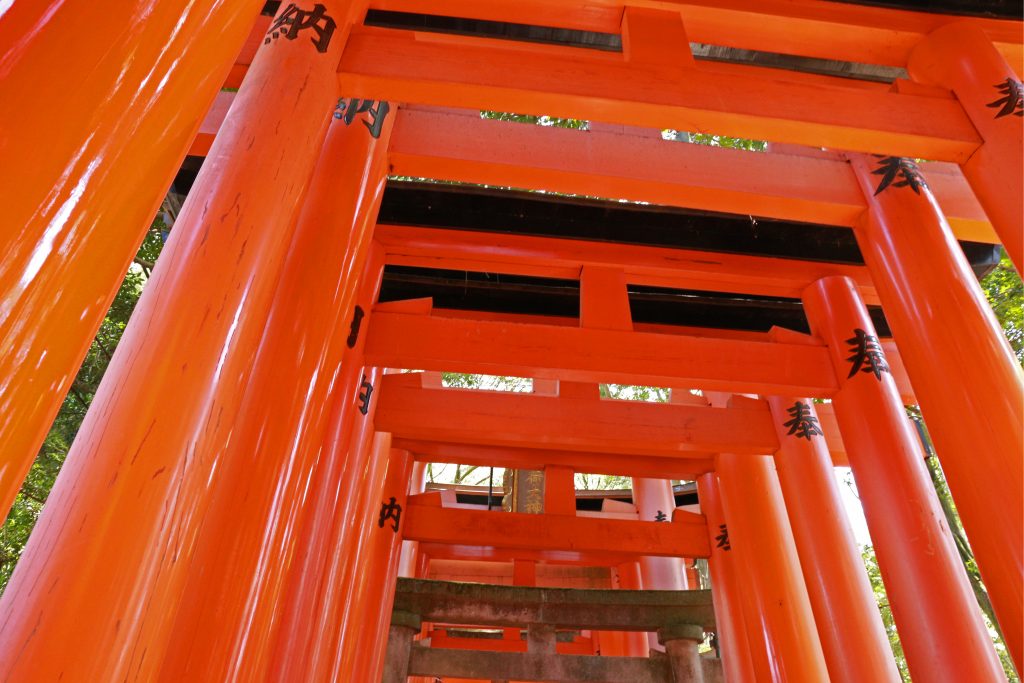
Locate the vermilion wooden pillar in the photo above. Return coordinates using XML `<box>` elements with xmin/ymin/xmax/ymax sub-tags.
<box><xmin>261</xmin><ymin>250</ymin><xmax>382</xmax><ymax>668</ymax></box>
<box><xmin>334</xmin><ymin>445</ymin><xmax>415</xmax><ymax>683</ymax></box>
<box><xmin>598</xmin><ymin>562</ymin><xmax>648</xmax><ymax>658</ymax></box>
<box><xmin>695</xmin><ymin>474</ymin><xmax>759</xmax><ymax>683</ymax></box>
<box><xmin>157</xmin><ymin>95</ymin><xmax>394</xmax><ymax>682</ymax></box>
<box><xmin>716</xmin><ymin>452</ymin><xmax>830</xmax><ymax>683</ymax></box>
<box><xmin>803</xmin><ymin>276</ymin><xmax>1005</xmax><ymax>681</ymax></box>
<box><xmin>0</xmin><ymin>4</ymin><xmax>355</xmax><ymax>679</ymax></box>
<box><xmin>398</xmin><ymin>461</ymin><xmax>430</xmax><ymax>577</ymax></box>
<box><xmin>301</xmin><ymin>370</ymin><xmax>389</xmax><ymax>681</ymax></box>
<box><xmin>633</xmin><ymin>478</ymin><xmax>689</xmax><ymax>589</ymax></box>
<box><xmin>617</xmin><ymin>562</ymin><xmax>649</xmax><ymax>658</ymax></box>
<box><xmin>848</xmin><ymin>152</ymin><xmax>1024</xmax><ymax>668</ymax></box>
<box><xmin>266</xmin><ymin>261</ymin><xmax>386</xmax><ymax>682</ymax></box>
<box><xmin>0</xmin><ymin>0</ymin><xmax>259</xmax><ymax>521</ymax></box>
<box><xmin>909</xmin><ymin>22</ymin><xmax>1024</xmax><ymax>273</ymax></box>
<box><xmin>633</xmin><ymin>477</ymin><xmax>688</xmax><ymax>652</ymax></box>
<box><xmin>767</xmin><ymin>395</ymin><xmax>901</xmax><ymax>683</ymax></box>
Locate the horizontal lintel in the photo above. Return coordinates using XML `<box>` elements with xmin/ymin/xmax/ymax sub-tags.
<box><xmin>188</xmin><ymin>102</ymin><xmax>994</xmax><ymax>244</ymax></box>
<box><xmin>377</xmin><ymin>373</ymin><xmax>777</xmax><ymax>455</ymax></box>
<box><xmin>394</xmin><ymin>576</ymin><xmax>715</xmax><ymax>629</ymax></box>
<box><xmin>389</xmin><ymin>107</ymin><xmax>994</xmax><ymax>244</ymax></box>
<box><xmin>402</xmin><ymin>499</ymin><xmax>712</xmax><ymax>558</ymax></box>
<box><xmin>339</xmin><ymin>26</ymin><xmax>981</xmax><ymax>161</ymax></box>
<box><xmin>376</xmin><ymin>224</ymin><xmax>886</xmax><ymax>304</ymax></box>
<box><xmin>364</xmin><ymin>310</ymin><xmax>841</xmax><ymax>396</ymax></box>
<box><xmin>395</xmin><ymin>438</ymin><xmax>717</xmax><ymax>479</ymax></box>
<box><xmin>368</xmin><ymin>0</ymin><xmax>1023</xmax><ymax>69</ymax></box>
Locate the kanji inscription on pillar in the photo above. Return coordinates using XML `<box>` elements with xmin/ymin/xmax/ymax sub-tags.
<box><xmin>987</xmin><ymin>78</ymin><xmax>1023</xmax><ymax>118</ymax></box>
<box><xmin>845</xmin><ymin>328</ymin><xmax>890</xmax><ymax>380</ymax></box>
<box><xmin>715</xmin><ymin>524</ymin><xmax>731</xmax><ymax>551</ymax></box>
<box><xmin>783</xmin><ymin>401</ymin><xmax>823</xmax><ymax>440</ymax></box>
<box><xmin>358</xmin><ymin>374</ymin><xmax>374</xmax><ymax>415</ymax></box>
<box><xmin>378</xmin><ymin>497</ymin><xmax>402</xmax><ymax>532</ymax></box>
<box><xmin>264</xmin><ymin>3</ymin><xmax>336</xmax><ymax>53</ymax></box>
<box><xmin>334</xmin><ymin>98</ymin><xmax>391</xmax><ymax>138</ymax></box>
<box><xmin>871</xmin><ymin>155</ymin><xmax>928</xmax><ymax>195</ymax></box>
<box><xmin>346</xmin><ymin>305</ymin><xmax>364</xmax><ymax>348</ymax></box>
<box><xmin>654</xmin><ymin>510</ymin><xmax>668</xmax><ymax>522</ymax></box>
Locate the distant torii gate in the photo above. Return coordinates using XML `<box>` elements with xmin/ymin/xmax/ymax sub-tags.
<box><xmin>0</xmin><ymin>1</ymin><xmax>1020</xmax><ymax>682</ymax></box>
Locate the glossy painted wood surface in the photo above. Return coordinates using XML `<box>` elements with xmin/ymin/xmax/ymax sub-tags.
<box><xmin>696</xmin><ymin>474</ymin><xmax>760</xmax><ymax>683</ymax></box>
<box><xmin>335</xmin><ymin>446</ymin><xmax>415</xmax><ymax>682</ymax></box>
<box><xmin>0</xmin><ymin>0</ymin><xmax>260</xmax><ymax>522</ymax></box>
<box><xmin>339</xmin><ymin>23</ymin><xmax>982</xmax><ymax>161</ymax></box>
<box><xmin>0</xmin><ymin>2</ymin><xmax>350</xmax><ymax>678</ymax></box>
<box><xmin>364</xmin><ymin>311</ymin><xmax>840</xmax><ymax>397</ymax></box>
<box><xmin>370</xmin><ymin>0</ymin><xmax>1023</xmax><ymax>69</ymax></box>
<box><xmin>716</xmin><ymin>451</ymin><xmax>830</xmax><ymax>683</ymax></box>
<box><xmin>266</xmin><ymin>260</ymin><xmax>386</xmax><ymax>682</ymax></box>
<box><xmin>849</xmin><ymin>152</ymin><xmax>1024</xmax><ymax>670</ymax></box>
<box><xmin>910</xmin><ymin>22</ymin><xmax>1024</xmax><ymax>273</ymax></box>
<box><xmin>768</xmin><ymin>395</ymin><xmax>901</xmax><ymax>683</ymax></box>
<box><xmin>192</xmin><ymin>103</ymin><xmax>996</xmax><ymax>243</ymax></box>
<box><xmin>398</xmin><ymin>439</ymin><xmax>717</xmax><ymax>481</ymax></box>
<box><xmin>376</xmin><ymin>224</ymin><xmax>887</xmax><ymax>305</ymax></box>
<box><xmin>633</xmin><ymin>478</ymin><xmax>689</xmax><ymax>589</ymax></box>
<box><xmin>375</xmin><ymin>372</ymin><xmax>779</xmax><ymax>456</ymax></box>
<box><xmin>402</xmin><ymin>495</ymin><xmax>711</xmax><ymax>558</ymax></box>
<box><xmin>803</xmin><ymin>276</ymin><xmax>1006</xmax><ymax>682</ymax></box>
<box><xmin>157</xmin><ymin>86</ymin><xmax>394</xmax><ymax>682</ymax></box>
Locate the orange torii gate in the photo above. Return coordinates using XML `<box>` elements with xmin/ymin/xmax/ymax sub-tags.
<box><xmin>0</xmin><ymin>0</ymin><xmax>1021</xmax><ymax>682</ymax></box>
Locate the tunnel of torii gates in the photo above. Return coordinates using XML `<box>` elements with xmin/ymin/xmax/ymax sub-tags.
<box><xmin>1</xmin><ymin>0</ymin><xmax>1023</xmax><ymax>681</ymax></box>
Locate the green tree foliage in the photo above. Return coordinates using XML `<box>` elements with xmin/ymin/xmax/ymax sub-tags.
<box><xmin>860</xmin><ymin>545</ymin><xmax>912</xmax><ymax>682</ymax></box>
<box><xmin>663</xmin><ymin>129</ymin><xmax>767</xmax><ymax>151</ymax></box>
<box><xmin>480</xmin><ymin>111</ymin><xmax>588</xmax><ymax>130</ymax></box>
<box><xmin>0</xmin><ymin>221</ymin><xmax>165</xmax><ymax>592</ymax></box>
<box><xmin>982</xmin><ymin>253</ymin><xmax>1023</xmax><ymax>362</ymax></box>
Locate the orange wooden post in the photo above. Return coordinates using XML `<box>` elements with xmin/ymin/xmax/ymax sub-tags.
<box><xmin>262</xmin><ymin>246</ymin><xmax>383</xmax><ymax>672</ymax></box>
<box><xmin>266</xmin><ymin>311</ymin><xmax>386</xmax><ymax>683</ymax></box>
<box><xmin>268</xmin><ymin>365</ymin><xmax>387</xmax><ymax>681</ymax></box>
<box><xmin>544</xmin><ymin>464</ymin><xmax>578</xmax><ymax>515</ymax></box>
<box><xmin>716</xmin><ymin>452</ymin><xmax>830</xmax><ymax>683</ymax></box>
<box><xmin>633</xmin><ymin>478</ymin><xmax>688</xmax><ymax>651</ymax></box>
<box><xmin>909</xmin><ymin>22</ymin><xmax>1024</xmax><ymax>273</ymax></box>
<box><xmin>848</xmin><ymin>152</ymin><xmax>1024</xmax><ymax>667</ymax></box>
<box><xmin>616</xmin><ymin>561</ymin><xmax>650</xmax><ymax>658</ymax></box>
<box><xmin>633</xmin><ymin>478</ymin><xmax>688</xmax><ymax>587</ymax></box>
<box><xmin>767</xmin><ymin>395</ymin><xmax>901</xmax><ymax>683</ymax></box>
<box><xmin>398</xmin><ymin>461</ymin><xmax>430</xmax><ymax>577</ymax></box>
<box><xmin>333</xmin><ymin>445</ymin><xmax>415</xmax><ymax>683</ymax></box>
<box><xmin>803</xmin><ymin>276</ymin><xmax>1005</xmax><ymax>681</ymax></box>
<box><xmin>695</xmin><ymin>474</ymin><xmax>759</xmax><ymax>683</ymax></box>
<box><xmin>157</xmin><ymin>93</ymin><xmax>394</xmax><ymax>681</ymax></box>
<box><xmin>0</xmin><ymin>0</ymin><xmax>260</xmax><ymax>521</ymax></box>
<box><xmin>599</xmin><ymin>562</ymin><xmax>645</xmax><ymax>658</ymax></box>
<box><xmin>0</xmin><ymin>4</ymin><xmax>354</xmax><ymax>679</ymax></box>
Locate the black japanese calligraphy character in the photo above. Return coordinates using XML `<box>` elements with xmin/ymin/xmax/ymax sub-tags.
<box><xmin>987</xmin><ymin>78</ymin><xmax>1024</xmax><ymax>119</ymax></box>
<box><xmin>654</xmin><ymin>510</ymin><xmax>668</xmax><ymax>522</ymax></box>
<box><xmin>264</xmin><ymin>3</ymin><xmax>336</xmax><ymax>53</ymax></box>
<box><xmin>845</xmin><ymin>328</ymin><xmax>890</xmax><ymax>381</ymax></box>
<box><xmin>872</xmin><ymin>156</ymin><xmax>928</xmax><ymax>196</ymax></box>
<box><xmin>346</xmin><ymin>305</ymin><xmax>364</xmax><ymax>349</ymax></box>
<box><xmin>358</xmin><ymin>374</ymin><xmax>374</xmax><ymax>415</ymax></box>
<box><xmin>783</xmin><ymin>401</ymin><xmax>823</xmax><ymax>440</ymax></box>
<box><xmin>378</xmin><ymin>497</ymin><xmax>402</xmax><ymax>532</ymax></box>
<box><xmin>715</xmin><ymin>524</ymin><xmax>731</xmax><ymax>551</ymax></box>
<box><xmin>334</xmin><ymin>98</ymin><xmax>391</xmax><ymax>138</ymax></box>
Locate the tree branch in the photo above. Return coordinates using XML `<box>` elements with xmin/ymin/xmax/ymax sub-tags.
<box><xmin>94</xmin><ymin>338</ymin><xmax>114</xmax><ymax>363</ymax></box>
<box><xmin>68</xmin><ymin>382</ymin><xmax>91</xmax><ymax>410</ymax></box>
